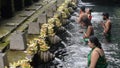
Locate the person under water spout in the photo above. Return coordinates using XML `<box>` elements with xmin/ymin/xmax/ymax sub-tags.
<box><xmin>101</xmin><ymin>12</ymin><xmax>111</xmax><ymax>43</ymax></box>
<box><xmin>87</xmin><ymin>36</ymin><xmax>108</xmax><ymax>68</ymax></box>
<box><xmin>81</xmin><ymin>16</ymin><xmax>94</xmax><ymax>40</ymax></box>
<box><xmin>86</xmin><ymin>8</ymin><xmax>92</xmax><ymax>21</ymax></box>
<box><xmin>77</xmin><ymin>6</ymin><xmax>88</xmax><ymax>27</ymax></box>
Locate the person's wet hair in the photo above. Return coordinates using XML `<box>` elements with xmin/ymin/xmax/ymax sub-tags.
<box><xmin>89</xmin><ymin>8</ymin><xmax>93</xmax><ymax>13</ymax></box>
<box><xmin>89</xmin><ymin>36</ymin><xmax>102</xmax><ymax>49</ymax></box>
<box><xmin>81</xmin><ymin>16</ymin><xmax>92</xmax><ymax>27</ymax></box>
<box><xmin>80</xmin><ymin>6</ymin><xmax>85</xmax><ymax>12</ymax></box>
<box><xmin>102</xmin><ymin>12</ymin><xmax>109</xmax><ymax>19</ymax></box>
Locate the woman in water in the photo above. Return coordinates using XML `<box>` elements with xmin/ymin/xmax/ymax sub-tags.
<box><xmin>88</xmin><ymin>36</ymin><xmax>108</xmax><ymax>68</ymax></box>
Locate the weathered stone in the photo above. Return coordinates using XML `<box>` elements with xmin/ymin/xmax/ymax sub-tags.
<box><xmin>25</xmin><ymin>5</ymin><xmax>42</xmax><ymax>11</ymax></box>
<box><xmin>19</xmin><ymin>11</ymin><xmax>35</xmax><ymax>17</ymax></box>
<box><xmin>45</xmin><ymin>8</ymin><xmax>54</xmax><ymax>18</ymax></box>
<box><xmin>48</xmin><ymin>35</ymin><xmax>62</xmax><ymax>44</ymax></box>
<box><xmin>0</xmin><ymin>42</ymin><xmax>9</xmax><ymax>53</ymax></box>
<box><xmin>0</xmin><ymin>53</ymin><xmax>9</xmax><ymax>68</ymax></box>
<box><xmin>51</xmin><ymin>3</ymin><xmax>57</xmax><ymax>12</ymax></box>
<box><xmin>37</xmin><ymin>13</ymin><xmax>47</xmax><ymax>24</ymax></box>
<box><xmin>38</xmin><ymin>51</ymin><xmax>55</xmax><ymax>63</ymax></box>
<box><xmin>10</xmin><ymin>31</ymin><xmax>27</xmax><ymax>50</ymax></box>
<box><xmin>28</xmin><ymin>22</ymin><xmax>40</xmax><ymax>34</ymax></box>
<box><xmin>56</xmin><ymin>0</ymin><xmax>64</xmax><ymax>7</ymax></box>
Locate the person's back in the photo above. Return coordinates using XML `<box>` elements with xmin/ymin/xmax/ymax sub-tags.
<box><xmin>88</xmin><ymin>47</ymin><xmax>108</xmax><ymax>68</ymax></box>
<box><xmin>78</xmin><ymin>6</ymin><xmax>88</xmax><ymax>26</ymax></box>
<box><xmin>87</xmin><ymin>36</ymin><xmax>108</xmax><ymax>68</ymax></box>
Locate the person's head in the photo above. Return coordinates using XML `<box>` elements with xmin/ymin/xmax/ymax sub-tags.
<box><xmin>81</xmin><ymin>16</ymin><xmax>92</xmax><ymax>27</ymax></box>
<box><xmin>102</xmin><ymin>12</ymin><xmax>109</xmax><ymax>20</ymax></box>
<box><xmin>80</xmin><ymin>6</ymin><xmax>85</xmax><ymax>12</ymax></box>
<box><xmin>86</xmin><ymin>8</ymin><xmax>92</xmax><ymax>14</ymax></box>
<box><xmin>88</xmin><ymin>36</ymin><xmax>102</xmax><ymax>49</ymax></box>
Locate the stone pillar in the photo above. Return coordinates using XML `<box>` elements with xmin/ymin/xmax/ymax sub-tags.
<box><xmin>1</xmin><ymin>0</ymin><xmax>15</xmax><ymax>18</ymax></box>
<box><xmin>45</xmin><ymin>8</ymin><xmax>54</xmax><ymax>18</ymax></box>
<box><xmin>10</xmin><ymin>31</ymin><xmax>27</xmax><ymax>50</ymax></box>
<box><xmin>14</xmin><ymin>0</ymin><xmax>24</xmax><ymax>11</ymax></box>
<box><xmin>51</xmin><ymin>2</ymin><xmax>57</xmax><ymax>12</ymax></box>
<box><xmin>48</xmin><ymin>35</ymin><xmax>62</xmax><ymax>45</ymax></box>
<box><xmin>37</xmin><ymin>13</ymin><xmax>47</xmax><ymax>24</ymax></box>
<box><xmin>28</xmin><ymin>22</ymin><xmax>40</xmax><ymax>34</ymax></box>
<box><xmin>24</xmin><ymin>0</ymin><xmax>33</xmax><ymax>6</ymax></box>
<box><xmin>0</xmin><ymin>53</ymin><xmax>9</xmax><ymax>68</ymax></box>
<box><xmin>38</xmin><ymin>51</ymin><xmax>55</xmax><ymax>63</ymax></box>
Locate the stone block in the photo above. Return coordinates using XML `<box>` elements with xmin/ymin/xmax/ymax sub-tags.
<box><xmin>48</xmin><ymin>35</ymin><xmax>62</xmax><ymax>44</ymax></box>
<box><xmin>28</xmin><ymin>22</ymin><xmax>40</xmax><ymax>34</ymax></box>
<box><xmin>56</xmin><ymin>0</ymin><xmax>64</xmax><ymax>7</ymax></box>
<box><xmin>0</xmin><ymin>53</ymin><xmax>9</xmax><ymax>68</ymax></box>
<box><xmin>51</xmin><ymin>3</ymin><xmax>57</xmax><ymax>12</ymax></box>
<box><xmin>45</xmin><ymin>8</ymin><xmax>54</xmax><ymax>18</ymax></box>
<box><xmin>10</xmin><ymin>31</ymin><xmax>27</xmax><ymax>50</ymax></box>
<box><xmin>37</xmin><ymin>13</ymin><xmax>47</xmax><ymax>24</ymax></box>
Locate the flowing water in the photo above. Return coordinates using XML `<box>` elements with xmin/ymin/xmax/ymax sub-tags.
<box><xmin>36</xmin><ymin>0</ymin><xmax>120</xmax><ymax>68</ymax></box>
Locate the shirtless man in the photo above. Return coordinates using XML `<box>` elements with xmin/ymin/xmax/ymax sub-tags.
<box><xmin>78</xmin><ymin>6</ymin><xmax>88</xmax><ymax>26</ymax></box>
<box><xmin>86</xmin><ymin>8</ymin><xmax>92</xmax><ymax>21</ymax></box>
<box><xmin>101</xmin><ymin>12</ymin><xmax>111</xmax><ymax>43</ymax></box>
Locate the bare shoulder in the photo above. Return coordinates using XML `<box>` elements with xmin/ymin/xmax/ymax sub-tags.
<box><xmin>92</xmin><ymin>48</ymin><xmax>99</xmax><ymax>56</ymax></box>
<box><xmin>94</xmin><ymin>48</ymin><xmax>104</xmax><ymax>56</ymax></box>
<box><xmin>107</xmin><ymin>19</ymin><xmax>111</xmax><ymax>24</ymax></box>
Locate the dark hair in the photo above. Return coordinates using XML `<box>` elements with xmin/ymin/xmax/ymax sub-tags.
<box><xmin>81</xmin><ymin>16</ymin><xmax>92</xmax><ymax>27</ymax></box>
<box><xmin>88</xmin><ymin>8</ymin><xmax>92</xmax><ymax>13</ymax></box>
<box><xmin>89</xmin><ymin>36</ymin><xmax>102</xmax><ymax>49</ymax></box>
<box><xmin>80</xmin><ymin>6</ymin><xmax>85</xmax><ymax>12</ymax></box>
<box><xmin>102</xmin><ymin>12</ymin><xmax>109</xmax><ymax>18</ymax></box>
<box><xmin>89</xmin><ymin>8</ymin><xmax>92</xmax><ymax>12</ymax></box>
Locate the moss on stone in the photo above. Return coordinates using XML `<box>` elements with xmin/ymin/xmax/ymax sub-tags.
<box><xmin>6</xmin><ymin>50</ymin><xmax>26</xmax><ymax>63</ymax></box>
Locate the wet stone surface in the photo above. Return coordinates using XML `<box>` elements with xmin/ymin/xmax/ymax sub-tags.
<box><xmin>10</xmin><ymin>31</ymin><xmax>27</xmax><ymax>50</ymax></box>
<box><xmin>28</xmin><ymin>22</ymin><xmax>40</xmax><ymax>34</ymax></box>
<box><xmin>25</xmin><ymin>5</ymin><xmax>42</xmax><ymax>11</ymax></box>
<box><xmin>0</xmin><ymin>53</ymin><xmax>8</xmax><ymax>68</ymax></box>
<box><xmin>19</xmin><ymin>11</ymin><xmax>35</xmax><ymax>17</ymax></box>
<box><xmin>37</xmin><ymin>13</ymin><xmax>47</xmax><ymax>24</ymax></box>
